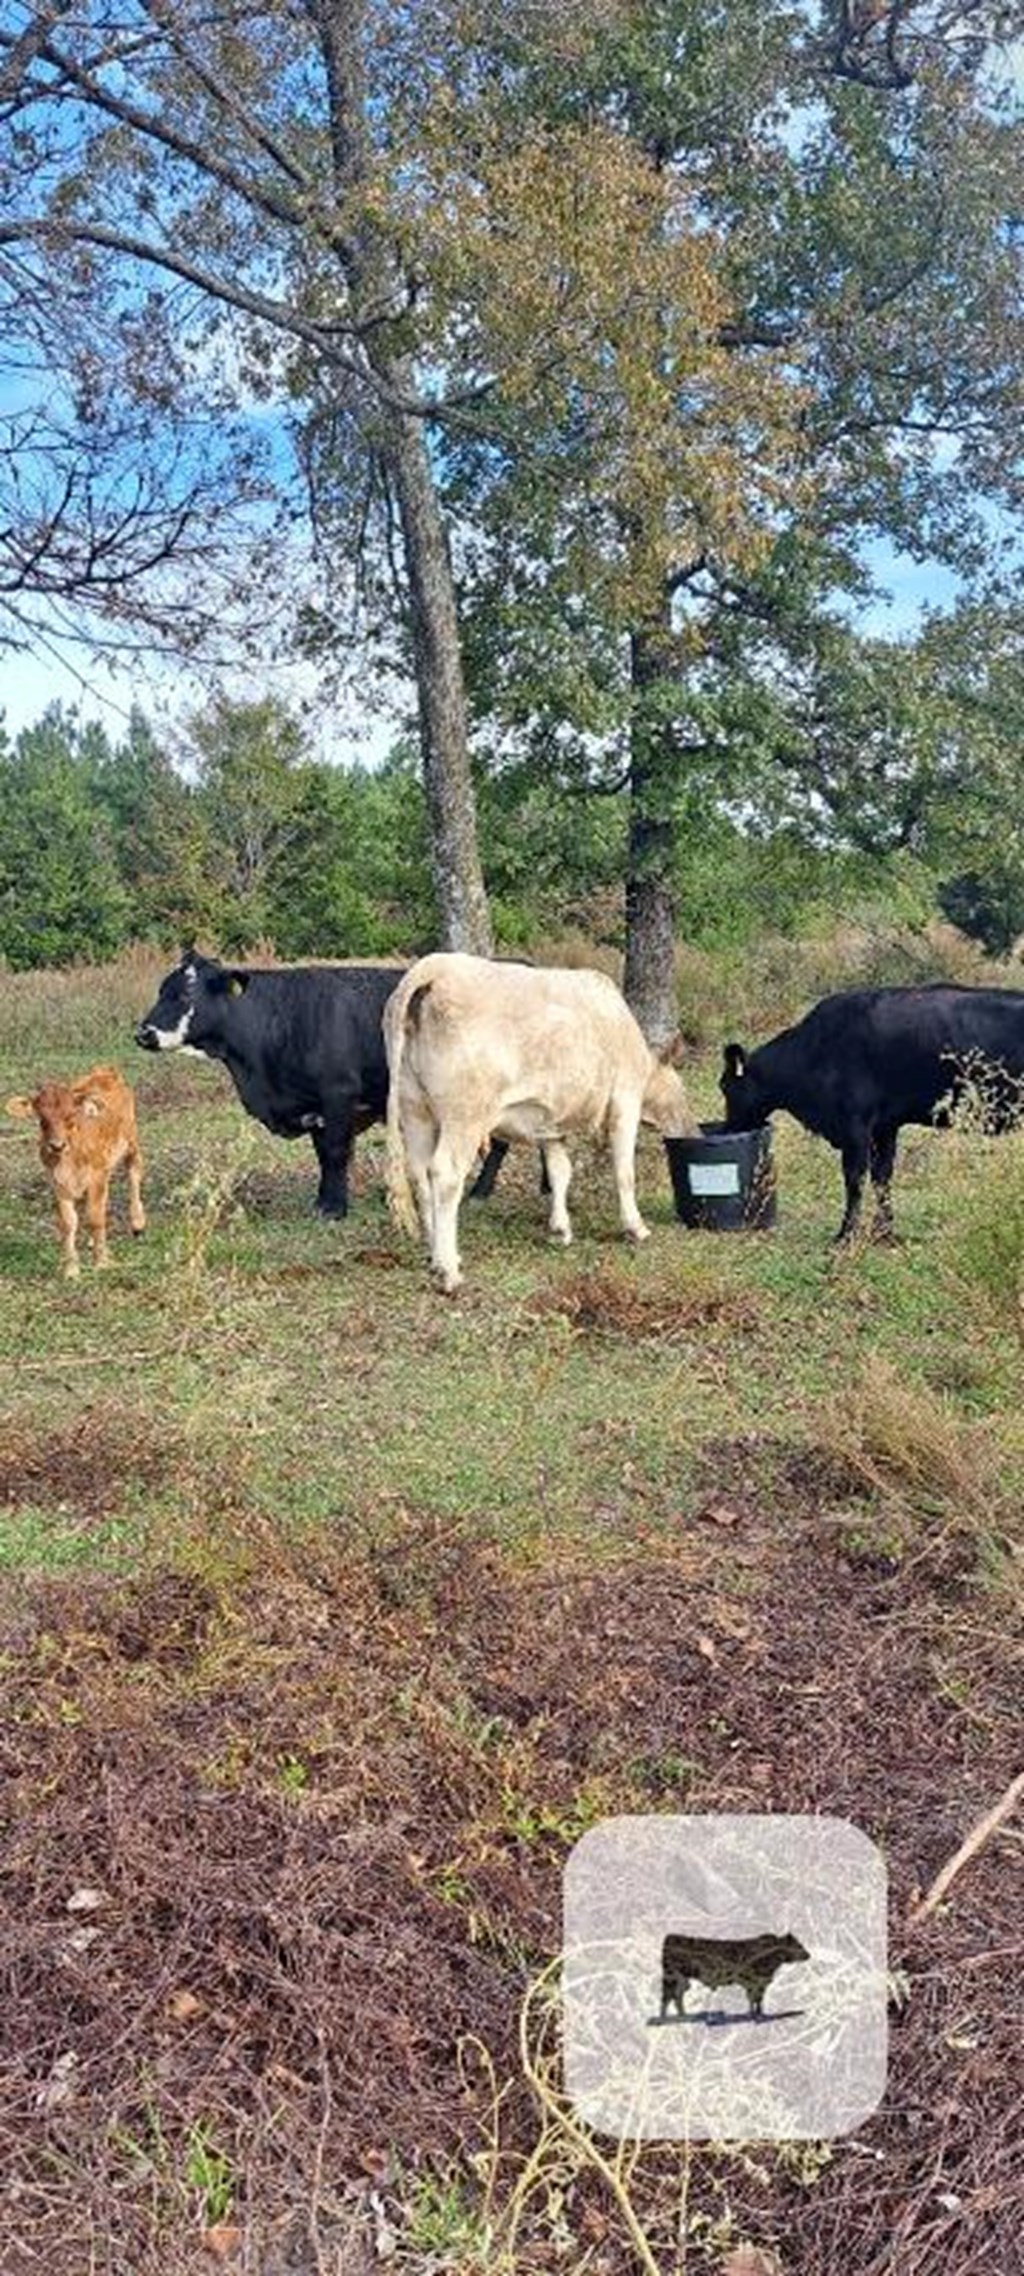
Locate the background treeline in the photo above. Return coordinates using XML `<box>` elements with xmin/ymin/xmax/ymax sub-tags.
<box><xmin>1</xmin><ymin>0</ymin><xmax>1021</xmax><ymax>1042</ymax></box>
<box><xmin>3</xmin><ymin>595</ymin><xmax>1023</xmax><ymax>978</ymax></box>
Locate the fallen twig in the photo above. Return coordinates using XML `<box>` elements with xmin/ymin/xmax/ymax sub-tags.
<box><xmin>908</xmin><ymin>1769</ymin><xmax>1024</xmax><ymax>1925</ymax></box>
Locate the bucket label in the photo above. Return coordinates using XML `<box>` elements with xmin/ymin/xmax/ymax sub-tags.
<box><xmin>688</xmin><ymin>1162</ymin><xmax>742</xmax><ymax>1198</ymax></box>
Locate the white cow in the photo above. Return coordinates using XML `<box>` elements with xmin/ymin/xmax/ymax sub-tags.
<box><xmin>385</xmin><ymin>953</ymin><xmax>696</xmax><ymax>1291</ymax></box>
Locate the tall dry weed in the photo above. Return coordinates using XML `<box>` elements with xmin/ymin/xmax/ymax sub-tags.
<box><xmin>820</xmin><ymin>1357</ymin><xmax>1020</xmax><ymax>1597</ymax></box>
<box><xmin>0</xmin><ymin>944</ymin><xmax>167</xmax><ymax>1072</ymax></box>
<box><xmin>165</xmin><ymin>1130</ymin><xmax>260</xmax><ymax>1338</ymax></box>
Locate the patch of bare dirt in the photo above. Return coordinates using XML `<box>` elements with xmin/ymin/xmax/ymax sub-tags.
<box><xmin>0</xmin><ymin>1503</ymin><xmax>1019</xmax><ymax>2274</ymax></box>
<box><xmin>261</xmin><ymin>1249</ymin><xmax>403</xmax><ymax>1284</ymax></box>
<box><xmin>530</xmin><ymin>1264</ymin><xmax>760</xmax><ymax>1340</ymax></box>
<box><xmin>693</xmin><ymin>1433</ymin><xmax>875</xmax><ymax>1513</ymax></box>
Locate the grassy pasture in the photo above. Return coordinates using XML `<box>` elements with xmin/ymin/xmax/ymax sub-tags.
<box><xmin>0</xmin><ymin>952</ymin><xmax>1021</xmax><ymax>2275</ymax></box>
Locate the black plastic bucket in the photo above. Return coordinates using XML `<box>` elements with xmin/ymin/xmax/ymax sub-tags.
<box><xmin>664</xmin><ymin>1121</ymin><xmax>776</xmax><ymax>1232</ymax></box>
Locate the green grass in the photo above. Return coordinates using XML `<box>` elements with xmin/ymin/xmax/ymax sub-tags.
<box><xmin>1</xmin><ymin>954</ymin><xmax>1021</xmax><ymax>1583</ymax></box>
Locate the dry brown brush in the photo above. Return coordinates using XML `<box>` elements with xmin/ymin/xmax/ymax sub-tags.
<box><xmin>0</xmin><ymin>1486</ymin><xmax>1020</xmax><ymax>2274</ymax></box>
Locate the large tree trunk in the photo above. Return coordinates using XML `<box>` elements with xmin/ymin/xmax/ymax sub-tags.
<box><xmin>316</xmin><ymin>0</ymin><xmax>491</xmax><ymax>954</ymax></box>
<box><xmin>382</xmin><ymin>397</ymin><xmax>492</xmax><ymax>953</ymax></box>
<box><xmin>623</xmin><ymin>619</ymin><xmax>679</xmax><ymax>1047</ymax></box>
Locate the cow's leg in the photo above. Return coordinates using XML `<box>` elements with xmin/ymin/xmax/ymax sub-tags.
<box><xmin>403</xmin><ymin>1110</ymin><xmax>437</xmax><ymax>1245</ymax></box>
<box><xmin>126</xmin><ymin>1143</ymin><xmax>146</xmax><ymax>1236</ymax></box>
<box><xmin>543</xmin><ymin>1140</ymin><xmax>573</xmax><ymax>1245</ymax></box>
<box><xmin>869</xmin><ymin>1123</ymin><xmax>900</xmax><ymax>1241</ymax></box>
<box><xmin>311</xmin><ymin>1111</ymin><xmax>355</xmax><ymax>1218</ymax></box>
<box><xmin>427</xmin><ymin>1133</ymin><xmax>476</xmax><ymax>1293</ymax></box>
<box><xmin>86</xmin><ymin>1178</ymin><xmax>111</xmax><ymax>1269</ymax></box>
<box><xmin>467</xmin><ymin>1137</ymin><xmax>508</xmax><ymax>1200</ymax></box>
<box><xmin>609</xmin><ymin>1100</ymin><xmax>649</xmax><ymax>1244</ymax></box>
<box><xmin>836</xmin><ymin>1131</ymin><xmax>870</xmax><ymax>1242</ymax></box>
<box><xmin>662</xmin><ymin>1974</ymin><xmax>690</xmax><ymax>2020</ymax></box>
<box><xmin>55</xmin><ymin>1192</ymin><xmax>79</xmax><ymax>1279</ymax></box>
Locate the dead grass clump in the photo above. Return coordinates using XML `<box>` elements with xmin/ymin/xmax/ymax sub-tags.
<box><xmin>0</xmin><ymin>1405</ymin><xmax>173</xmax><ymax>1520</ymax></box>
<box><xmin>104</xmin><ymin>1570</ymin><xmax>217</xmax><ymax>1669</ymax></box>
<box><xmin>817</xmin><ymin>1358</ymin><xmax>1020</xmax><ymax>1586</ymax></box>
<box><xmin>0</xmin><ymin>1512</ymin><xmax>1021</xmax><ymax>2274</ymax></box>
<box><xmin>529</xmin><ymin>1265</ymin><xmax>760</xmax><ymax>1342</ymax></box>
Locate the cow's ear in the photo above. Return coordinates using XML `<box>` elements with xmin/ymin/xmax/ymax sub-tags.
<box><xmin>5</xmin><ymin>1094</ymin><xmax>34</xmax><ymax>1120</ymax></box>
<box><xmin>79</xmin><ymin>1096</ymin><xmax>104</xmax><ymax>1119</ymax></box>
<box><xmin>209</xmin><ymin>968</ymin><xmax>249</xmax><ymax>999</ymax></box>
<box><xmin>657</xmin><ymin>1033</ymin><xmax>686</xmax><ymax>1069</ymax></box>
<box><xmin>723</xmin><ymin>1042</ymin><xmax>747</xmax><ymax>1079</ymax></box>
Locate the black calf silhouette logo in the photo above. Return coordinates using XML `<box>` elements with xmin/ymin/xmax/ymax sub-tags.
<box><xmin>653</xmin><ymin>1931</ymin><xmax>809</xmax><ymax>2027</ymax></box>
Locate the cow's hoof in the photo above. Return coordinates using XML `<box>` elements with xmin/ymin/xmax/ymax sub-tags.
<box><xmin>429</xmin><ymin>1255</ymin><xmax>462</xmax><ymax>1289</ymax></box>
<box><xmin>548</xmin><ymin>1227</ymin><xmax>572</xmax><ymax>1247</ymax></box>
<box><xmin>316</xmin><ymin>1201</ymin><xmax>348</xmax><ymax>1221</ymax></box>
<box><xmin>131</xmin><ymin>1223</ymin><xmax>146</xmax><ymax>1239</ymax></box>
<box><xmin>870</xmin><ymin>1222</ymin><xmax>902</xmax><ymax>1248</ymax></box>
<box><xmin>626</xmin><ymin>1223</ymin><xmax>651</xmax><ymax>1246</ymax></box>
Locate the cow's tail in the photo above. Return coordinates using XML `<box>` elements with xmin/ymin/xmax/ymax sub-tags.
<box><xmin>385</xmin><ymin>977</ymin><xmax>424</xmax><ymax>1240</ymax></box>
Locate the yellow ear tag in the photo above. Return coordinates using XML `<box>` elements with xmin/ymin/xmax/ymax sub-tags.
<box><xmin>227</xmin><ymin>977</ymin><xmax>244</xmax><ymax>997</ymax></box>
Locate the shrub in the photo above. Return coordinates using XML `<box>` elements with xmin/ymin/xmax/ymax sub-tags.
<box><xmin>674</xmin><ymin>919</ymin><xmax>1008</xmax><ymax>1048</ymax></box>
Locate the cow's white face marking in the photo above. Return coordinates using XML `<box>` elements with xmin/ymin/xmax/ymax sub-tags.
<box><xmin>151</xmin><ymin>1005</ymin><xmax>194</xmax><ymax>1049</ymax></box>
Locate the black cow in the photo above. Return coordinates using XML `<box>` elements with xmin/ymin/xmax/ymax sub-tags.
<box><xmin>136</xmin><ymin>953</ymin><xmax>508</xmax><ymax>1219</ymax></box>
<box><xmin>658</xmin><ymin>1930</ymin><xmax>808</xmax><ymax>2023</ymax></box>
<box><xmin>136</xmin><ymin>954</ymin><xmax>400</xmax><ymax>1216</ymax></box>
<box><xmin>721</xmin><ymin>984</ymin><xmax>1024</xmax><ymax>1241</ymax></box>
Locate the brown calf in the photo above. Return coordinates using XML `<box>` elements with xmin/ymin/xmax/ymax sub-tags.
<box><xmin>5</xmin><ymin>1065</ymin><xmax>146</xmax><ymax>1278</ymax></box>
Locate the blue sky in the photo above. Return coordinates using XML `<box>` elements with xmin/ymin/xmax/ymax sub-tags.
<box><xmin>0</xmin><ymin>636</ymin><xmax>404</xmax><ymax>763</ymax></box>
